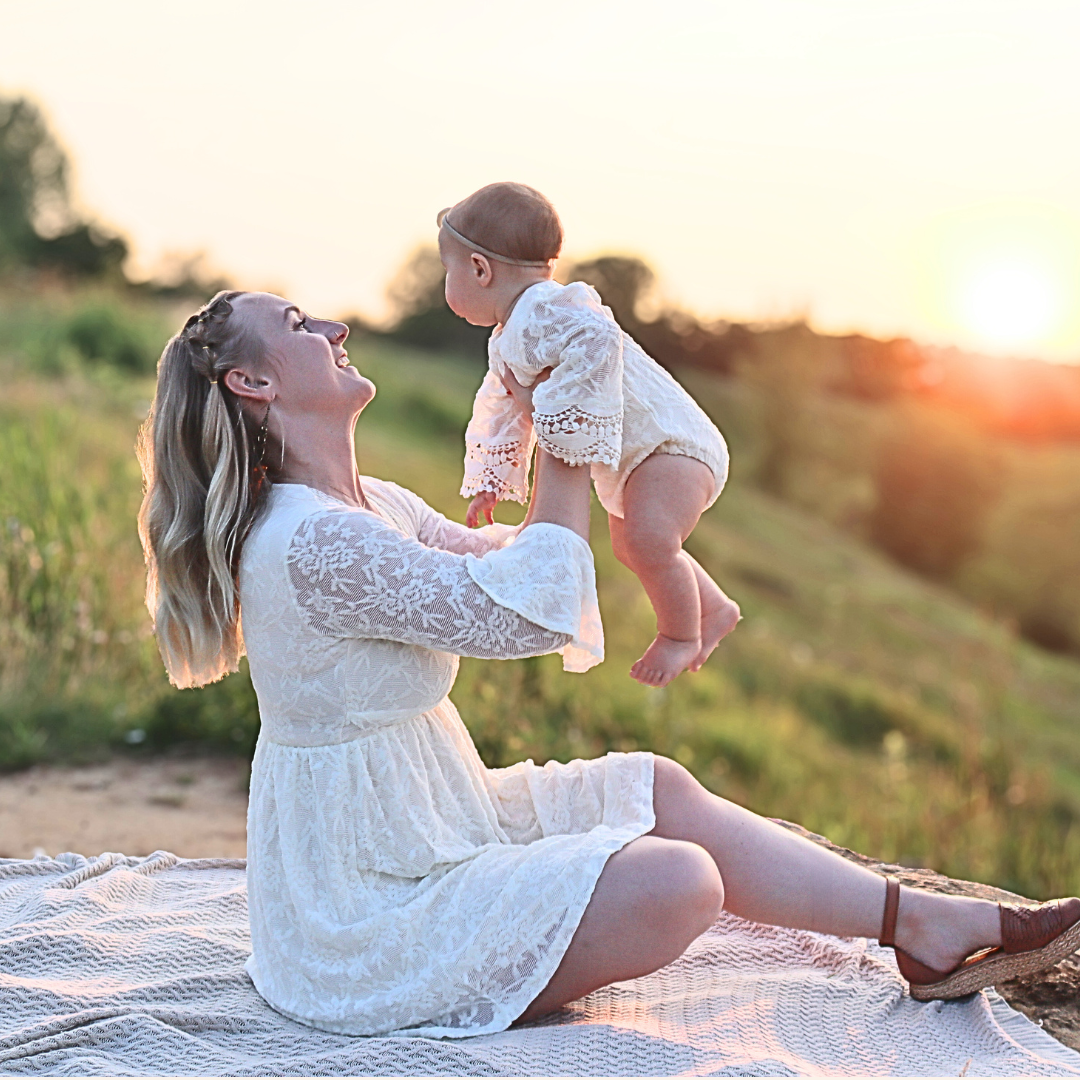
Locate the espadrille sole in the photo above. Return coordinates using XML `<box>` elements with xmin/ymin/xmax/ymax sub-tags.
<box><xmin>907</xmin><ymin>917</ymin><xmax>1080</xmax><ymax>1001</ymax></box>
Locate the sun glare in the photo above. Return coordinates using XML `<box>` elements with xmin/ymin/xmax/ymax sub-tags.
<box><xmin>958</xmin><ymin>258</ymin><xmax>1061</xmax><ymax>350</ymax></box>
<box><xmin>916</xmin><ymin>203</ymin><xmax>1080</xmax><ymax>359</ymax></box>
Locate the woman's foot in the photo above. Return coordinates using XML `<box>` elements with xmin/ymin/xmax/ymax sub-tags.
<box><xmin>631</xmin><ymin>634</ymin><xmax>702</xmax><ymax>688</ymax></box>
<box><xmin>691</xmin><ymin>594</ymin><xmax>741</xmax><ymax>672</ymax></box>
<box><xmin>890</xmin><ymin>884</ymin><xmax>1001</xmax><ymax>975</ymax></box>
<box><xmin>882</xmin><ymin>877</ymin><xmax>1080</xmax><ymax>1001</ymax></box>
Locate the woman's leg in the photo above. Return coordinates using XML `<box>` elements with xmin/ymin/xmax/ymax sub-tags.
<box><xmin>518</xmin><ymin>757</ymin><xmax>1004</xmax><ymax>1023</ymax></box>
<box><xmin>514</xmin><ymin>835</ymin><xmax>724</xmax><ymax>1023</ymax></box>
<box><xmin>650</xmin><ymin>757</ymin><xmax>1002</xmax><ymax>972</ymax></box>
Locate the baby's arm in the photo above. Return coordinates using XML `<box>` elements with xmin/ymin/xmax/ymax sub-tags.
<box><xmin>527</xmin><ymin>305</ymin><xmax>624</xmax><ymax>470</ymax></box>
<box><xmin>466</xmin><ymin>367</ymin><xmax>553</xmax><ymax>526</ymax></box>
<box><xmin>461</xmin><ymin>369</ymin><xmax>537</xmax><ymax>517</ymax></box>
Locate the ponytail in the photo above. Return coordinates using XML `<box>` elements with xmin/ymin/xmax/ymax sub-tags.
<box><xmin>137</xmin><ymin>291</ymin><xmax>271</xmax><ymax>688</ymax></box>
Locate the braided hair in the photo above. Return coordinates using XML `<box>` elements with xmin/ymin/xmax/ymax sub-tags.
<box><xmin>137</xmin><ymin>290</ymin><xmax>273</xmax><ymax>688</ymax></box>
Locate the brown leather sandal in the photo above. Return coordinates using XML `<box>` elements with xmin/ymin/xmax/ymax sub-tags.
<box><xmin>879</xmin><ymin>874</ymin><xmax>1080</xmax><ymax>1002</ymax></box>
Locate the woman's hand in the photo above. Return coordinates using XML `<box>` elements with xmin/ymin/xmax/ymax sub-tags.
<box><xmin>466</xmin><ymin>490</ymin><xmax>498</xmax><ymax>528</ymax></box>
<box><xmin>499</xmin><ymin>366</ymin><xmax>551</xmax><ymax>412</ymax></box>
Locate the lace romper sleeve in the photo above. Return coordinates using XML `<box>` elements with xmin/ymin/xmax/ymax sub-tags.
<box><xmin>460</xmin><ymin>370</ymin><xmax>537</xmax><ymax>505</ymax></box>
<box><xmin>521</xmin><ymin>283</ymin><xmax>624</xmax><ymax>470</ymax></box>
<box><xmin>287</xmin><ymin>510</ymin><xmax>603</xmax><ymax>671</ymax></box>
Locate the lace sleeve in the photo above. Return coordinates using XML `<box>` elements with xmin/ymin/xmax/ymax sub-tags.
<box><xmin>522</xmin><ymin>284</ymin><xmax>624</xmax><ymax>468</ymax></box>
<box><xmin>415</xmin><ymin>501</ymin><xmax>521</xmax><ymax>558</ymax></box>
<box><xmin>287</xmin><ymin>510</ymin><xmax>577</xmax><ymax>662</ymax></box>
<box><xmin>461</xmin><ymin>370</ymin><xmax>537</xmax><ymax>505</ymax></box>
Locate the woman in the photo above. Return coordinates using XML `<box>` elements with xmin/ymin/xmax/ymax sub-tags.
<box><xmin>138</xmin><ymin>291</ymin><xmax>1080</xmax><ymax>1038</ymax></box>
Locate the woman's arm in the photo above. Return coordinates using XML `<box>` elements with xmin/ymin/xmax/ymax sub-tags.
<box><xmin>500</xmin><ymin>368</ymin><xmax>591</xmax><ymax>543</ymax></box>
<box><xmin>522</xmin><ymin>449</ymin><xmax>590</xmax><ymax>541</ymax></box>
<box><xmin>287</xmin><ymin>510</ymin><xmax>588</xmax><ymax>661</ymax></box>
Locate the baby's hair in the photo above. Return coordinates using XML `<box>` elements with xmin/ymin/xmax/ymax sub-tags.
<box><xmin>443</xmin><ymin>182</ymin><xmax>563</xmax><ymax>265</ymax></box>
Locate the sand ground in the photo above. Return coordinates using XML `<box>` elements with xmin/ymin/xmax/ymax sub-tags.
<box><xmin>0</xmin><ymin>756</ymin><xmax>249</xmax><ymax>859</ymax></box>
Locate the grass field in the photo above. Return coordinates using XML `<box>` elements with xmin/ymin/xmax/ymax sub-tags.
<box><xmin>2</xmin><ymin>293</ymin><xmax>1079</xmax><ymax>899</ymax></box>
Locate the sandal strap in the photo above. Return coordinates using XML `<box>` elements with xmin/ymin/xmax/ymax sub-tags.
<box><xmin>880</xmin><ymin>875</ymin><xmax>901</xmax><ymax>947</ymax></box>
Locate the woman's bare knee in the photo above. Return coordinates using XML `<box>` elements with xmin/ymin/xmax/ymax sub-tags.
<box><xmin>631</xmin><ymin>833</ymin><xmax>724</xmax><ymax>940</ymax></box>
<box><xmin>608</xmin><ymin>834</ymin><xmax>721</xmax><ymax>938</ymax></box>
<box><xmin>661</xmin><ymin>839</ymin><xmax>724</xmax><ymax>934</ymax></box>
<box><xmin>515</xmin><ymin>835</ymin><xmax>722</xmax><ymax>1023</ymax></box>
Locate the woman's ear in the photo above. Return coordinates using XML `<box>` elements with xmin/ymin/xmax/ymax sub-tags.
<box><xmin>471</xmin><ymin>252</ymin><xmax>494</xmax><ymax>288</ymax></box>
<box><xmin>223</xmin><ymin>367</ymin><xmax>274</xmax><ymax>404</ymax></box>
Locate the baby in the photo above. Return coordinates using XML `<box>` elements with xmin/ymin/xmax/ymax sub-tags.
<box><xmin>440</xmin><ymin>182</ymin><xmax>740</xmax><ymax>688</ymax></box>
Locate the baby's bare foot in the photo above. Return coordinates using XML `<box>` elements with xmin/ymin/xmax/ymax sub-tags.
<box><xmin>630</xmin><ymin>634</ymin><xmax>702</xmax><ymax>688</ymax></box>
<box><xmin>691</xmin><ymin>596</ymin><xmax>741</xmax><ymax>672</ymax></box>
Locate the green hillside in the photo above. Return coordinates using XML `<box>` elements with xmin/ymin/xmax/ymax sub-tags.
<box><xmin>1</xmin><ymin>326</ymin><xmax>1078</xmax><ymax>899</ymax></box>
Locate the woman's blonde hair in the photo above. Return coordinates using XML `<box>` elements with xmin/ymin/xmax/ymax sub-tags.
<box><xmin>137</xmin><ymin>291</ymin><xmax>272</xmax><ymax>688</ymax></box>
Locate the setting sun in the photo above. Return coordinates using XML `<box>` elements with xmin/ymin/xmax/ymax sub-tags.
<box><xmin>958</xmin><ymin>257</ymin><xmax>1062</xmax><ymax>350</ymax></box>
<box><xmin>916</xmin><ymin>202</ymin><xmax>1080</xmax><ymax>358</ymax></box>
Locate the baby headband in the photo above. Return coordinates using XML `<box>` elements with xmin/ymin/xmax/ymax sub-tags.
<box><xmin>436</xmin><ymin>207</ymin><xmax>553</xmax><ymax>268</ymax></box>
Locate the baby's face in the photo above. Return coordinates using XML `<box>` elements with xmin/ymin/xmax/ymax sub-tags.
<box><xmin>439</xmin><ymin>233</ymin><xmax>496</xmax><ymax>326</ymax></box>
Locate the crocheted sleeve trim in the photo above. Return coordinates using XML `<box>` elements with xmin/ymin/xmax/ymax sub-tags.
<box><xmin>287</xmin><ymin>510</ymin><xmax>570</xmax><ymax>661</ymax></box>
<box><xmin>461</xmin><ymin>369</ymin><xmax>537</xmax><ymax>505</ymax></box>
<box><xmin>521</xmin><ymin>283</ymin><xmax>624</xmax><ymax>469</ymax></box>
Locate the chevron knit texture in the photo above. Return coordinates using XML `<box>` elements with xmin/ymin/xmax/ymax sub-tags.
<box><xmin>2</xmin><ymin>851</ymin><xmax>1079</xmax><ymax>1077</ymax></box>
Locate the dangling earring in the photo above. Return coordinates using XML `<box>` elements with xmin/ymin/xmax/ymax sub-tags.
<box><xmin>254</xmin><ymin>402</ymin><xmax>271</xmax><ymax>468</ymax></box>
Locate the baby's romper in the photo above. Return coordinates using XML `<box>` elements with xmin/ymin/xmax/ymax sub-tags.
<box><xmin>462</xmin><ymin>279</ymin><xmax>729</xmax><ymax>519</ymax></box>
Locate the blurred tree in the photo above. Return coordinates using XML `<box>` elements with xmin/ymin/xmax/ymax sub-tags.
<box><xmin>0</xmin><ymin>96</ymin><xmax>64</xmax><ymax>266</ymax></box>
<box><xmin>833</xmin><ymin>335</ymin><xmax>924</xmax><ymax>401</ymax></box>
<box><xmin>0</xmin><ymin>95</ymin><xmax>127</xmax><ymax>279</ymax></box>
<box><xmin>375</xmin><ymin>249</ymin><xmax>752</xmax><ymax>372</ymax></box>
<box><xmin>381</xmin><ymin>246</ymin><xmax>490</xmax><ymax>360</ymax></box>
<box><xmin>131</xmin><ymin>251</ymin><xmax>232</xmax><ymax>302</ymax></box>
<box><xmin>564</xmin><ymin>255</ymin><xmax>656</xmax><ymax>330</ymax></box>
<box><xmin>738</xmin><ymin>323</ymin><xmax>824</xmax><ymax>497</ymax></box>
<box><xmin>567</xmin><ymin>255</ymin><xmax>751</xmax><ymax>375</ymax></box>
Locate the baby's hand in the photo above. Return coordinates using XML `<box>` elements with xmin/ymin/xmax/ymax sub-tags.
<box><xmin>466</xmin><ymin>491</ymin><xmax>498</xmax><ymax>528</ymax></box>
<box><xmin>498</xmin><ymin>366</ymin><xmax>551</xmax><ymax>412</ymax></box>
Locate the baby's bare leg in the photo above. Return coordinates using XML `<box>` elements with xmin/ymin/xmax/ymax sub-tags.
<box><xmin>613</xmin><ymin>454</ymin><xmax>714</xmax><ymax>687</ymax></box>
<box><xmin>683</xmin><ymin>552</ymin><xmax>741</xmax><ymax>671</ymax></box>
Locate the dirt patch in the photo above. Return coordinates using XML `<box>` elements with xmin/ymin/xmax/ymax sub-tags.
<box><xmin>0</xmin><ymin>756</ymin><xmax>248</xmax><ymax>859</ymax></box>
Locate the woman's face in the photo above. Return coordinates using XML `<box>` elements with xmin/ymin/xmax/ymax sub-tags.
<box><xmin>229</xmin><ymin>292</ymin><xmax>375</xmax><ymax>417</ymax></box>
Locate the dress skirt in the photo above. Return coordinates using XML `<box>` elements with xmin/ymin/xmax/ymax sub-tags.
<box><xmin>244</xmin><ymin>698</ymin><xmax>655</xmax><ymax>1038</ymax></box>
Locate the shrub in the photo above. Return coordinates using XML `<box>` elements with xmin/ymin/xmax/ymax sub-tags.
<box><xmin>65</xmin><ymin>304</ymin><xmax>154</xmax><ymax>372</ymax></box>
<box><xmin>143</xmin><ymin>669</ymin><xmax>260</xmax><ymax>756</ymax></box>
<box><xmin>869</xmin><ymin>407</ymin><xmax>1002</xmax><ymax>578</ymax></box>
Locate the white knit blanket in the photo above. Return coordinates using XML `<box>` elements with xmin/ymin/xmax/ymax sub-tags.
<box><xmin>2</xmin><ymin>852</ymin><xmax>1078</xmax><ymax>1077</ymax></box>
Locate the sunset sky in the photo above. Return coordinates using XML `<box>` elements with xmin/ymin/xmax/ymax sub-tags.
<box><xmin>3</xmin><ymin>0</ymin><xmax>1080</xmax><ymax>359</ymax></box>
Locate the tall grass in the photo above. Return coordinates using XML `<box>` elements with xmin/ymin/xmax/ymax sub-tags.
<box><xmin>1</xmin><ymin>297</ymin><xmax>1078</xmax><ymax>899</ymax></box>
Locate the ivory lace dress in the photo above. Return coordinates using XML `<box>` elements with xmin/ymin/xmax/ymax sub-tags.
<box><xmin>462</xmin><ymin>279</ymin><xmax>729</xmax><ymax>518</ymax></box>
<box><xmin>239</xmin><ymin>479</ymin><xmax>655</xmax><ymax>1038</ymax></box>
